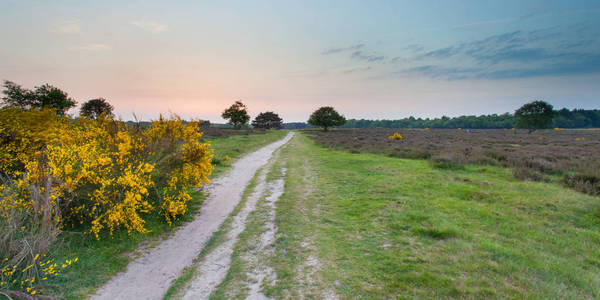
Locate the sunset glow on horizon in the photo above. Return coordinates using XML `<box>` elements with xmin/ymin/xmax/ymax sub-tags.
<box><xmin>1</xmin><ymin>1</ymin><xmax>599</xmax><ymax>122</ymax></box>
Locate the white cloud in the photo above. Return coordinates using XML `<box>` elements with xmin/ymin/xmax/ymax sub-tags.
<box><xmin>55</xmin><ymin>20</ymin><xmax>81</xmax><ymax>34</ymax></box>
<box><xmin>130</xmin><ymin>20</ymin><xmax>167</xmax><ymax>33</ymax></box>
<box><xmin>68</xmin><ymin>43</ymin><xmax>112</xmax><ymax>51</ymax></box>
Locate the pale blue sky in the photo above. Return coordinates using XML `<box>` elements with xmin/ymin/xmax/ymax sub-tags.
<box><xmin>1</xmin><ymin>0</ymin><xmax>599</xmax><ymax>122</ymax></box>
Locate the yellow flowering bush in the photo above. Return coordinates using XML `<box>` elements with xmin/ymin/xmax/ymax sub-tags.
<box><xmin>389</xmin><ymin>133</ymin><xmax>403</xmax><ymax>140</ymax></box>
<box><xmin>1</xmin><ymin>108</ymin><xmax>213</xmax><ymax>296</ymax></box>
<box><xmin>1</xmin><ymin>109</ymin><xmax>213</xmax><ymax>238</ymax></box>
<box><xmin>144</xmin><ymin>116</ymin><xmax>214</xmax><ymax>224</ymax></box>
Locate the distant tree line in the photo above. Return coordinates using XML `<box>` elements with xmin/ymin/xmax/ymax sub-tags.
<box><xmin>334</xmin><ymin>109</ymin><xmax>599</xmax><ymax>129</ymax></box>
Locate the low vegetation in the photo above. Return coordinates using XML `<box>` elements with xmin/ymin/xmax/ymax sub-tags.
<box><xmin>268</xmin><ymin>133</ymin><xmax>600</xmax><ymax>298</ymax></box>
<box><xmin>307</xmin><ymin>128</ymin><xmax>600</xmax><ymax>195</ymax></box>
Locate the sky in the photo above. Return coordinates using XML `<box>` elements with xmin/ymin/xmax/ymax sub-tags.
<box><xmin>1</xmin><ymin>0</ymin><xmax>599</xmax><ymax>122</ymax></box>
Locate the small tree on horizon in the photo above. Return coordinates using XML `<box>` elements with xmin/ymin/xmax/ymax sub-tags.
<box><xmin>1</xmin><ymin>80</ymin><xmax>76</xmax><ymax>115</ymax></box>
<box><xmin>221</xmin><ymin>100</ymin><xmax>250</xmax><ymax>129</ymax></box>
<box><xmin>515</xmin><ymin>100</ymin><xmax>556</xmax><ymax>133</ymax></box>
<box><xmin>308</xmin><ymin>106</ymin><xmax>346</xmax><ymax>131</ymax></box>
<box><xmin>80</xmin><ymin>98</ymin><xmax>114</xmax><ymax>119</ymax></box>
<box><xmin>252</xmin><ymin>111</ymin><xmax>283</xmax><ymax>129</ymax></box>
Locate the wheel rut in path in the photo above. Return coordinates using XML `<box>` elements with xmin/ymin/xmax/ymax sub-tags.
<box><xmin>91</xmin><ymin>132</ymin><xmax>295</xmax><ymax>300</ymax></box>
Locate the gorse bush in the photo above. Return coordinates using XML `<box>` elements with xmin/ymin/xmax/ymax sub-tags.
<box><xmin>0</xmin><ymin>108</ymin><xmax>213</xmax><ymax>296</ymax></box>
<box><xmin>0</xmin><ymin>108</ymin><xmax>214</xmax><ymax>237</ymax></box>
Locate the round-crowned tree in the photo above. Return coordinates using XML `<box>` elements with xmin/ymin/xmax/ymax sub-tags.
<box><xmin>515</xmin><ymin>100</ymin><xmax>556</xmax><ymax>133</ymax></box>
<box><xmin>2</xmin><ymin>80</ymin><xmax>76</xmax><ymax>115</ymax></box>
<box><xmin>221</xmin><ymin>100</ymin><xmax>250</xmax><ymax>129</ymax></box>
<box><xmin>252</xmin><ymin>111</ymin><xmax>283</xmax><ymax>129</ymax></box>
<box><xmin>308</xmin><ymin>106</ymin><xmax>346</xmax><ymax>131</ymax></box>
<box><xmin>80</xmin><ymin>98</ymin><xmax>114</xmax><ymax>119</ymax></box>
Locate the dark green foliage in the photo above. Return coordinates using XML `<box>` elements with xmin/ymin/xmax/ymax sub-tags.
<box><xmin>553</xmin><ymin>108</ymin><xmax>600</xmax><ymax>128</ymax></box>
<box><xmin>221</xmin><ymin>100</ymin><xmax>250</xmax><ymax>129</ymax></box>
<box><xmin>342</xmin><ymin>113</ymin><xmax>515</xmax><ymax>129</ymax></box>
<box><xmin>307</xmin><ymin>106</ymin><xmax>346</xmax><ymax>131</ymax></box>
<box><xmin>252</xmin><ymin>111</ymin><xmax>283</xmax><ymax>129</ymax></box>
<box><xmin>283</xmin><ymin>122</ymin><xmax>315</xmax><ymax>129</ymax></box>
<box><xmin>515</xmin><ymin>100</ymin><xmax>556</xmax><ymax>132</ymax></box>
<box><xmin>291</xmin><ymin>108</ymin><xmax>600</xmax><ymax>129</ymax></box>
<box><xmin>80</xmin><ymin>98</ymin><xmax>114</xmax><ymax>119</ymax></box>
<box><xmin>1</xmin><ymin>80</ymin><xmax>76</xmax><ymax>115</ymax></box>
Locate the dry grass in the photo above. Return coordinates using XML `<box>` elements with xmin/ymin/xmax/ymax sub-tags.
<box><xmin>307</xmin><ymin>128</ymin><xmax>600</xmax><ymax>194</ymax></box>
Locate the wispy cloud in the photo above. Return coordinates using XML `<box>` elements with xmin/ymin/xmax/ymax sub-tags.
<box><xmin>321</xmin><ymin>44</ymin><xmax>364</xmax><ymax>55</ymax></box>
<box><xmin>68</xmin><ymin>43</ymin><xmax>112</xmax><ymax>51</ymax></box>
<box><xmin>130</xmin><ymin>20</ymin><xmax>167</xmax><ymax>33</ymax></box>
<box><xmin>54</xmin><ymin>20</ymin><xmax>81</xmax><ymax>34</ymax></box>
<box><xmin>398</xmin><ymin>24</ymin><xmax>600</xmax><ymax>80</ymax></box>
<box><xmin>351</xmin><ymin>51</ymin><xmax>385</xmax><ymax>62</ymax></box>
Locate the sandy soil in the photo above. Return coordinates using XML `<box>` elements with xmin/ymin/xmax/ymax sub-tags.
<box><xmin>243</xmin><ymin>169</ymin><xmax>286</xmax><ymax>300</ymax></box>
<box><xmin>91</xmin><ymin>132</ymin><xmax>294</xmax><ymax>300</ymax></box>
<box><xmin>181</xmin><ymin>167</ymin><xmax>270</xmax><ymax>299</ymax></box>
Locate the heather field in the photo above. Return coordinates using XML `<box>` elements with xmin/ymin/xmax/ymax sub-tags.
<box><xmin>307</xmin><ymin>128</ymin><xmax>600</xmax><ymax>195</ymax></box>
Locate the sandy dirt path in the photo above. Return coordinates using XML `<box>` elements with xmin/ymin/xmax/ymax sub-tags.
<box><xmin>181</xmin><ymin>165</ymin><xmax>271</xmax><ymax>299</ymax></box>
<box><xmin>91</xmin><ymin>132</ymin><xmax>295</xmax><ymax>300</ymax></box>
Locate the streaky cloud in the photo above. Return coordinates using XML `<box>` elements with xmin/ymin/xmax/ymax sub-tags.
<box><xmin>321</xmin><ymin>43</ymin><xmax>364</xmax><ymax>55</ymax></box>
<box><xmin>351</xmin><ymin>51</ymin><xmax>385</xmax><ymax>62</ymax></box>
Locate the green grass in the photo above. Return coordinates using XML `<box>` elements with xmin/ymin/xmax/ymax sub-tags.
<box><xmin>266</xmin><ymin>133</ymin><xmax>600</xmax><ymax>299</ymax></box>
<box><xmin>45</xmin><ymin>130</ymin><xmax>288</xmax><ymax>299</ymax></box>
<box><xmin>206</xmin><ymin>130</ymin><xmax>288</xmax><ymax>176</ymax></box>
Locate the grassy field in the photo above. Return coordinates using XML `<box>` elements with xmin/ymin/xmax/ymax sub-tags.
<box><xmin>44</xmin><ymin>129</ymin><xmax>287</xmax><ymax>299</ymax></box>
<box><xmin>308</xmin><ymin>128</ymin><xmax>600</xmax><ymax>195</ymax></box>
<box><xmin>257</xmin><ymin>133</ymin><xmax>600</xmax><ymax>298</ymax></box>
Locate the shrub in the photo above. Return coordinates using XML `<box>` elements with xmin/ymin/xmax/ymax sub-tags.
<box><xmin>1</xmin><ymin>109</ymin><xmax>214</xmax><ymax>238</ymax></box>
<box><xmin>1</xmin><ymin>109</ymin><xmax>213</xmax><ymax>297</ymax></box>
<box><xmin>562</xmin><ymin>174</ymin><xmax>600</xmax><ymax>195</ymax></box>
<box><xmin>388</xmin><ymin>133</ymin><xmax>403</xmax><ymax>140</ymax></box>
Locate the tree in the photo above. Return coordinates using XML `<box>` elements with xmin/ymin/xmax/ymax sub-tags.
<box><xmin>252</xmin><ymin>111</ymin><xmax>283</xmax><ymax>129</ymax></box>
<box><xmin>514</xmin><ymin>100</ymin><xmax>556</xmax><ymax>132</ymax></box>
<box><xmin>80</xmin><ymin>98</ymin><xmax>114</xmax><ymax>119</ymax></box>
<box><xmin>308</xmin><ymin>106</ymin><xmax>346</xmax><ymax>131</ymax></box>
<box><xmin>1</xmin><ymin>80</ymin><xmax>76</xmax><ymax>115</ymax></box>
<box><xmin>221</xmin><ymin>100</ymin><xmax>250</xmax><ymax>129</ymax></box>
